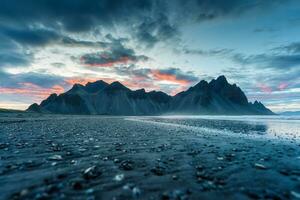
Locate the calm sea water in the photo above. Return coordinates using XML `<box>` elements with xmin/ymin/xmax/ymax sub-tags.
<box><xmin>140</xmin><ymin>115</ymin><xmax>300</xmax><ymax>141</ymax></box>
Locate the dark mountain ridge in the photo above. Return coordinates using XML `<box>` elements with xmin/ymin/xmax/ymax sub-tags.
<box><xmin>27</xmin><ymin>76</ymin><xmax>274</xmax><ymax>115</ymax></box>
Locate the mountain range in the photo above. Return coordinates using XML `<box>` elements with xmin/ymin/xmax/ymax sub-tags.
<box><xmin>27</xmin><ymin>75</ymin><xmax>274</xmax><ymax>115</ymax></box>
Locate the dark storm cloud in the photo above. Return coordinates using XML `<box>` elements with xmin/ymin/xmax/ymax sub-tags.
<box><xmin>221</xmin><ymin>64</ymin><xmax>300</xmax><ymax>96</ymax></box>
<box><xmin>0</xmin><ymin>52</ymin><xmax>32</xmax><ymax>67</ymax></box>
<box><xmin>182</xmin><ymin>48</ymin><xmax>233</xmax><ymax>56</ymax></box>
<box><xmin>114</xmin><ymin>65</ymin><xmax>199</xmax><ymax>85</ymax></box>
<box><xmin>0</xmin><ymin>26</ymin><xmax>106</xmax><ymax>68</ymax></box>
<box><xmin>153</xmin><ymin>68</ymin><xmax>199</xmax><ymax>83</ymax></box>
<box><xmin>2</xmin><ymin>27</ymin><xmax>61</xmax><ymax>47</ymax></box>
<box><xmin>231</xmin><ymin>53</ymin><xmax>300</xmax><ymax>70</ymax></box>
<box><xmin>0</xmin><ymin>0</ymin><xmax>286</xmax><ymax>47</ymax></box>
<box><xmin>0</xmin><ymin>25</ymin><xmax>110</xmax><ymax>69</ymax></box>
<box><xmin>0</xmin><ymin>70</ymin><xmax>64</xmax><ymax>88</ymax></box>
<box><xmin>0</xmin><ymin>35</ymin><xmax>33</xmax><ymax>67</ymax></box>
<box><xmin>174</xmin><ymin>0</ymin><xmax>286</xmax><ymax>22</ymax></box>
<box><xmin>1</xmin><ymin>26</ymin><xmax>107</xmax><ymax>48</ymax></box>
<box><xmin>61</xmin><ymin>37</ymin><xmax>107</xmax><ymax>48</ymax></box>
<box><xmin>134</xmin><ymin>14</ymin><xmax>178</xmax><ymax>48</ymax></box>
<box><xmin>80</xmin><ymin>36</ymin><xmax>149</xmax><ymax>67</ymax></box>
<box><xmin>114</xmin><ymin>65</ymin><xmax>151</xmax><ymax>79</ymax></box>
<box><xmin>0</xmin><ymin>70</ymin><xmax>66</xmax><ymax>100</ymax></box>
<box><xmin>0</xmin><ymin>0</ymin><xmax>166</xmax><ymax>45</ymax></box>
<box><xmin>0</xmin><ymin>0</ymin><xmax>290</xmax><ymax>68</ymax></box>
<box><xmin>184</xmin><ymin>43</ymin><xmax>300</xmax><ymax>70</ymax></box>
<box><xmin>81</xmin><ymin>50</ymin><xmax>148</xmax><ymax>67</ymax></box>
<box><xmin>272</xmin><ymin>42</ymin><xmax>300</xmax><ymax>54</ymax></box>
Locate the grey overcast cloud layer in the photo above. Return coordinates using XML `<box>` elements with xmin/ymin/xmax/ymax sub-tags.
<box><xmin>0</xmin><ymin>0</ymin><xmax>300</xmax><ymax>111</ymax></box>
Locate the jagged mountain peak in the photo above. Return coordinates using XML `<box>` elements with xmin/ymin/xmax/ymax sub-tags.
<box><xmin>27</xmin><ymin>103</ymin><xmax>43</xmax><ymax>113</ymax></box>
<box><xmin>135</xmin><ymin>88</ymin><xmax>146</xmax><ymax>93</ymax></box>
<box><xmin>209</xmin><ymin>75</ymin><xmax>229</xmax><ymax>89</ymax></box>
<box><xmin>40</xmin><ymin>93</ymin><xmax>58</xmax><ymax>107</ymax></box>
<box><xmin>192</xmin><ymin>80</ymin><xmax>209</xmax><ymax>90</ymax></box>
<box><xmin>211</xmin><ymin>75</ymin><xmax>228</xmax><ymax>84</ymax></box>
<box><xmin>66</xmin><ymin>83</ymin><xmax>85</xmax><ymax>94</ymax></box>
<box><xmin>86</xmin><ymin>80</ymin><xmax>108</xmax><ymax>86</ymax></box>
<box><xmin>216</xmin><ymin>75</ymin><xmax>228</xmax><ymax>83</ymax></box>
<box><xmin>85</xmin><ymin>80</ymin><xmax>109</xmax><ymax>93</ymax></box>
<box><xmin>253</xmin><ymin>100</ymin><xmax>261</xmax><ymax>105</ymax></box>
<box><xmin>72</xmin><ymin>83</ymin><xmax>84</xmax><ymax>89</ymax></box>
<box><xmin>105</xmin><ymin>81</ymin><xmax>130</xmax><ymax>91</ymax></box>
<box><xmin>49</xmin><ymin>93</ymin><xmax>58</xmax><ymax>98</ymax></box>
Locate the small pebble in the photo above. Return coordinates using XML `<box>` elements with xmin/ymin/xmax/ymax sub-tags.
<box><xmin>47</xmin><ymin>155</ymin><xmax>62</xmax><ymax>161</ymax></box>
<box><xmin>114</xmin><ymin>174</ymin><xmax>124</xmax><ymax>181</ymax></box>
<box><xmin>254</xmin><ymin>163</ymin><xmax>267</xmax><ymax>170</ymax></box>
<box><xmin>291</xmin><ymin>191</ymin><xmax>300</xmax><ymax>199</ymax></box>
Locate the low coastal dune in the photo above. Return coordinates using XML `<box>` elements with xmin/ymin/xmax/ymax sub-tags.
<box><xmin>0</xmin><ymin>114</ymin><xmax>300</xmax><ymax>199</ymax></box>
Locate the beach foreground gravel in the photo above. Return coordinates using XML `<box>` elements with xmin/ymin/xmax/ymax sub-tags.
<box><xmin>0</xmin><ymin>114</ymin><xmax>300</xmax><ymax>200</ymax></box>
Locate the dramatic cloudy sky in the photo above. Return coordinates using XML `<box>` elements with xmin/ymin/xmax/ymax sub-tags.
<box><xmin>1</xmin><ymin>0</ymin><xmax>300</xmax><ymax>112</ymax></box>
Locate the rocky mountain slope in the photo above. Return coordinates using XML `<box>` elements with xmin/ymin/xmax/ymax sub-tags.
<box><xmin>169</xmin><ymin>76</ymin><xmax>273</xmax><ymax>115</ymax></box>
<box><xmin>27</xmin><ymin>76</ymin><xmax>274</xmax><ymax>115</ymax></box>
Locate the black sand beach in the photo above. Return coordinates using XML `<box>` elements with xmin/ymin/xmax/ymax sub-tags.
<box><xmin>0</xmin><ymin>114</ymin><xmax>300</xmax><ymax>200</ymax></box>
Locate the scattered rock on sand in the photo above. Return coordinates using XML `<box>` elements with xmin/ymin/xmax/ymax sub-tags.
<box><xmin>172</xmin><ymin>175</ymin><xmax>179</xmax><ymax>180</ymax></box>
<box><xmin>34</xmin><ymin>192</ymin><xmax>50</xmax><ymax>200</ymax></box>
<box><xmin>119</xmin><ymin>160</ymin><xmax>134</xmax><ymax>171</ymax></box>
<box><xmin>2</xmin><ymin>115</ymin><xmax>300</xmax><ymax>199</ymax></box>
<box><xmin>279</xmin><ymin>169</ymin><xmax>290</xmax><ymax>176</ymax></box>
<box><xmin>263</xmin><ymin>189</ymin><xmax>282</xmax><ymax>199</ymax></box>
<box><xmin>122</xmin><ymin>184</ymin><xmax>142</xmax><ymax>198</ymax></box>
<box><xmin>132</xmin><ymin>187</ymin><xmax>141</xmax><ymax>198</ymax></box>
<box><xmin>20</xmin><ymin>160</ymin><xmax>43</xmax><ymax>170</ymax></box>
<box><xmin>0</xmin><ymin>143</ymin><xmax>9</xmax><ymax>149</ymax></box>
<box><xmin>161</xmin><ymin>189</ymin><xmax>191</xmax><ymax>200</ymax></box>
<box><xmin>196</xmin><ymin>171</ymin><xmax>213</xmax><ymax>181</ymax></box>
<box><xmin>71</xmin><ymin>179</ymin><xmax>84</xmax><ymax>190</ymax></box>
<box><xmin>83</xmin><ymin>166</ymin><xmax>102</xmax><ymax>180</ymax></box>
<box><xmin>195</xmin><ymin>165</ymin><xmax>204</xmax><ymax>171</ymax></box>
<box><xmin>151</xmin><ymin>166</ymin><xmax>166</xmax><ymax>176</ymax></box>
<box><xmin>245</xmin><ymin>189</ymin><xmax>262</xmax><ymax>199</ymax></box>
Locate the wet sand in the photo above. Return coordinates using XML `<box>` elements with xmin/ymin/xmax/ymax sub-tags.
<box><xmin>0</xmin><ymin>114</ymin><xmax>300</xmax><ymax>200</ymax></box>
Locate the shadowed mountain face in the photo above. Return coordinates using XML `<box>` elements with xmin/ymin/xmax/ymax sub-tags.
<box><xmin>27</xmin><ymin>76</ymin><xmax>274</xmax><ymax>115</ymax></box>
<box><xmin>169</xmin><ymin>76</ymin><xmax>273</xmax><ymax>115</ymax></box>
